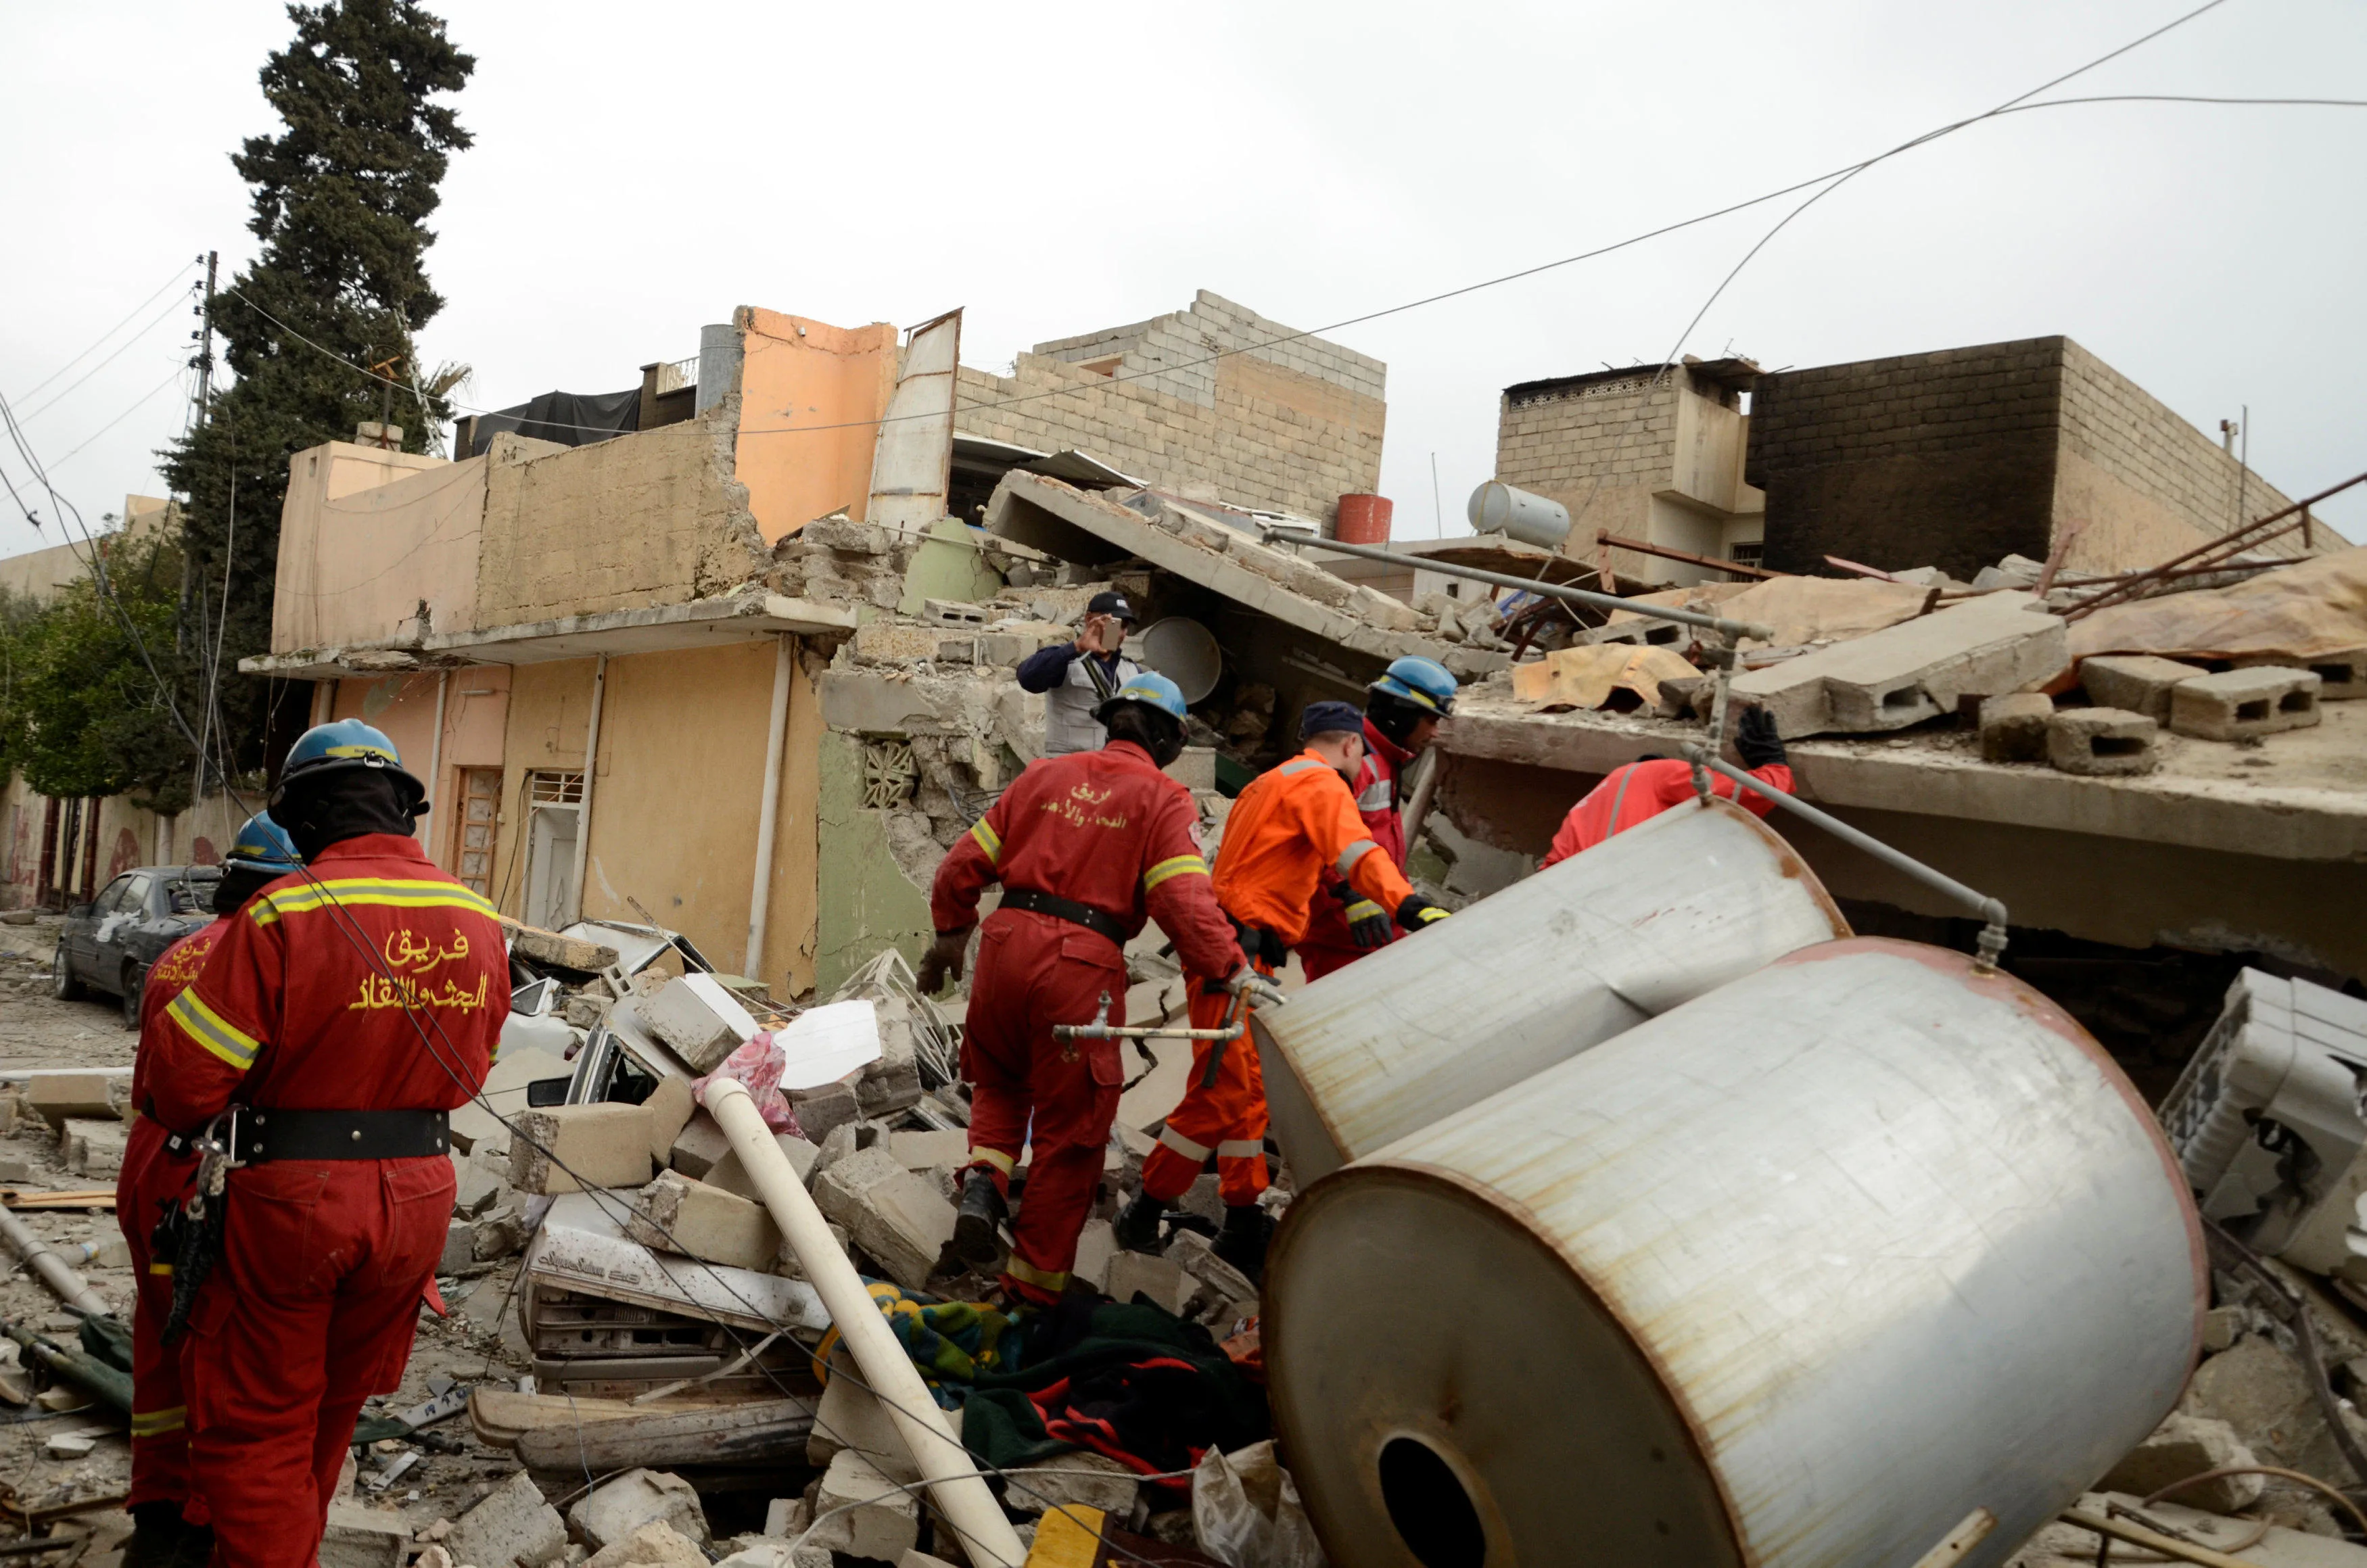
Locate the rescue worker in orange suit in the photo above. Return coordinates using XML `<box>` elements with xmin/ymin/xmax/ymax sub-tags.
<box><xmin>1539</xmin><ymin>707</ymin><xmax>1794</xmax><ymax>868</ymax></box>
<box><xmin>147</xmin><ymin>720</ymin><xmax>505</xmax><ymax>1568</ymax></box>
<box><xmin>919</xmin><ymin>673</ymin><xmax>1271</xmax><ymax>1305</ymax></box>
<box><xmin>1295</xmin><ymin>657</ymin><xmax>1458</xmax><ymax>982</ymax></box>
<box><xmin>1118</xmin><ymin>700</ymin><xmax>1451</xmax><ymax>1279</ymax></box>
<box><xmin>116</xmin><ymin>813</ymin><xmax>302</xmax><ymax>1568</ymax></box>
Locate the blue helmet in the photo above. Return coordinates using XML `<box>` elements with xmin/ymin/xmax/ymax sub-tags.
<box><xmin>1371</xmin><ymin>655</ymin><xmax>1457</xmax><ymax>717</ymax></box>
<box><xmin>273</xmin><ymin>718</ymin><xmax>425</xmax><ymax>807</ymax></box>
<box><xmin>224</xmin><ymin>812</ymin><xmax>302</xmax><ymax>876</ymax></box>
<box><xmin>1095</xmin><ymin>671</ymin><xmax>1190</xmax><ymax>725</ymax></box>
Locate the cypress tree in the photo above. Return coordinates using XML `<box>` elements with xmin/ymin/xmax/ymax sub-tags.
<box><xmin>162</xmin><ymin>1</ymin><xmax>472</xmax><ymax>778</ymax></box>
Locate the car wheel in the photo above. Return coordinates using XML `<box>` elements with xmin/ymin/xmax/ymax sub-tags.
<box><xmin>121</xmin><ymin>963</ymin><xmax>146</xmax><ymax>1030</ymax></box>
<box><xmin>51</xmin><ymin>943</ymin><xmax>83</xmax><ymax>1001</ymax></box>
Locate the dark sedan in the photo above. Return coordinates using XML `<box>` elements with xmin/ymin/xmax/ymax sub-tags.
<box><xmin>54</xmin><ymin>865</ymin><xmax>223</xmax><ymax>1026</ymax></box>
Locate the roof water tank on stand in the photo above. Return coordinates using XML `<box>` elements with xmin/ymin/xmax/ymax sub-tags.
<box><xmin>1255</xmin><ymin>797</ymin><xmax>1849</xmax><ymax>1183</ymax></box>
<box><xmin>1265</xmin><ymin>938</ymin><xmax>2205</xmax><ymax>1568</ymax></box>
<box><xmin>1466</xmin><ymin>481</ymin><xmax>1572</xmax><ymax>550</ymax></box>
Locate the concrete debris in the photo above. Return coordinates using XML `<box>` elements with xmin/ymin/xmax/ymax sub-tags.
<box><xmin>785</xmin><ymin>1080</ymin><xmax>861</xmax><ymax>1143</ymax></box>
<box><xmin>665</xmin><ymin>1109</ymin><xmax>734</xmax><ymax>1179</ymax></box>
<box><xmin>453</xmin><ymin>1143</ymin><xmax>514</xmax><ymax>1218</ymax></box>
<box><xmin>2077</xmin><ymin>653</ymin><xmax>2208</xmax><ymax>723</ymax></box>
<box><xmin>1977</xmin><ymin>692</ymin><xmax>2055</xmax><ymax>763</ymax></box>
<box><xmin>22</xmin><ymin>1070</ymin><xmax>126</xmax><ymax>1126</ymax></box>
<box><xmin>805</xmin><ymin>1353</ymin><xmax>962</xmax><ymax>1482</ymax></box>
<box><xmin>640</xmin><ymin>1076</ymin><xmax>696</xmax><ymax>1168</ymax></box>
<box><xmin>810</xmin><ymin>1143</ymin><xmax>958</xmax><ymax>1291</ymax></box>
<box><xmin>450</xmin><ymin>1045</ymin><xmax>575</xmax><ymax>1156</ymax></box>
<box><xmin>640</xmin><ymin>976</ymin><xmax>759</xmax><ymax>1075</ymax></box>
<box><xmin>2179</xmin><ymin>1335</ymin><xmax>2367</xmax><ymax>1487</ymax></box>
<box><xmin>2045</xmin><ymin>707</ymin><xmax>2159</xmax><ymax>777</ymax></box>
<box><xmin>804</xmin><ymin>1448</ymin><xmax>920</xmax><ymax>1561</ymax></box>
<box><xmin>509</xmin><ymin>1102</ymin><xmax>655</xmax><ymax>1194</ymax></box>
<box><xmin>438</xmin><ymin>1219</ymin><xmax>475</xmax><ymax>1276</ymax></box>
<box><xmin>2096</xmin><ymin>1410</ymin><xmax>2267</xmax><ymax>1515</ymax></box>
<box><xmin>581</xmin><ymin>1521</ymin><xmax>709</xmax><ymax>1568</ymax></box>
<box><xmin>624</xmin><ymin>1169</ymin><xmax>782</xmax><ymax>1270</ymax></box>
<box><xmin>567</xmin><ymin>1469</ymin><xmax>711</xmax><ymax>1552</ymax></box>
<box><xmin>1004</xmin><ymin>1452</ymin><xmax>1141</xmax><ymax>1519</ymax></box>
<box><xmin>2237</xmin><ymin>646</ymin><xmax>2364</xmax><ymax>701</ymax></box>
<box><xmin>319</xmin><ymin>1504</ymin><xmax>410</xmax><ymax>1568</ymax></box>
<box><xmin>888</xmin><ymin>1128</ymin><xmax>969</xmax><ymax>1172</ymax></box>
<box><xmin>1729</xmin><ymin>591</ymin><xmax>2067</xmax><ymax>738</ymax></box>
<box><xmin>1104</xmin><ymin>1249</ymin><xmax>1194</xmax><ymax>1314</ymax></box>
<box><xmin>445</xmin><ymin>1469</ymin><xmax>568</xmax><ymax>1568</ymax></box>
<box><xmin>472</xmin><ymin>1203</ymin><xmax>528</xmax><ymax>1262</ymax></box>
<box><xmin>710</xmin><ymin>1545</ymin><xmax>828</xmax><ymax>1568</ymax></box>
<box><xmin>701</xmin><ymin>1129</ymin><xmax>820</xmax><ymax>1201</ymax></box>
<box><xmin>2170</xmin><ymin>666</ymin><xmax>2323</xmax><ymax>742</ymax></box>
<box><xmin>502</xmin><ymin>919</ymin><xmax>620</xmax><ymax>975</ymax></box>
<box><xmin>62</xmin><ymin>1117</ymin><xmax>126</xmax><ymax>1177</ymax></box>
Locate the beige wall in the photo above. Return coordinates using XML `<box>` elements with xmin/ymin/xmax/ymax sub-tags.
<box><xmin>490</xmin><ymin>642</ymin><xmax>820</xmax><ymax>998</ymax></box>
<box><xmin>475</xmin><ymin>417</ymin><xmax>766</xmax><ymax>627</ymax></box>
<box><xmin>733</xmin><ymin>308</ymin><xmax>899</xmax><ymax>542</ymax></box>
<box><xmin>0</xmin><ymin>495</ymin><xmax>177</xmax><ymax>605</ymax></box>
<box><xmin>325</xmin><ymin>667</ymin><xmax>511</xmax><ymax>867</ymax></box>
<box><xmin>0</xmin><ymin>773</ymin><xmax>246</xmax><ymax>909</ymax></box>
<box><xmin>273</xmin><ymin>446</ymin><xmax>487</xmax><ymax>651</ymax></box>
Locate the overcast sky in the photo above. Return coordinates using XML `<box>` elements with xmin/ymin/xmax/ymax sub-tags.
<box><xmin>3</xmin><ymin>0</ymin><xmax>2361</xmax><ymax>562</ymax></box>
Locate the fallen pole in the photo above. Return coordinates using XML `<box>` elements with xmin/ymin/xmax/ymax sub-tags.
<box><xmin>0</xmin><ymin>1204</ymin><xmax>112</xmax><ymax>1318</ymax></box>
<box><xmin>699</xmin><ymin>1076</ymin><xmax>1025</xmax><ymax>1568</ymax></box>
<box><xmin>2059</xmin><ymin>1508</ymin><xmax>2266</xmax><ymax>1568</ymax></box>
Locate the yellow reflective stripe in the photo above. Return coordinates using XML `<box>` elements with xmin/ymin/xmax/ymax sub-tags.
<box><xmin>1334</xmin><ymin>838</ymin><xmax>1380</xmax><ymax>878</ymax></box>
<box><xmin>969</xmin><ymin>819</ymin><xmax>1002</xmax><ymax>861</ymax></box>
<box><xmin>167</xmin><ymin>987</ymin><xmax>259</xmax><ymax>1071</ymax></box>
<box><xmin>969</xmin><ymin>1146</ymin><xmax>1015</xmax><ymax>1176</ymax></box>
<box><xmin>1141</xmin><ymin>854</ymin><xmax>1206</xmax><ymax>893</ymax></box>
<box><xmin>1343</xmin><ymin>899</ymin><xmax>1383</xmax><ymax>922</ymax></box>
<box><xmin>1157</xmin><ymin>1125</ymin><xmax>1211</xmax><ymax>1162</ymax></box>
<box><xmin>1004</xmin><ymin>1254</ymin><xmax>1069</xmax><ymax>1291</ymax></box>
<box><xmin>250</xmin><ymin>878</ymin><xmax>496</xmax><ymax>927</ymax></box>
<box><xmin>130</xmin><ymin>1406</ymin><xmax>185</xmax><ymax>1437</ymax></box>
<box><xmin>148</xmin><ymin>1261</ymin><xmax>174</xmax><ymax>1277</ymax></box>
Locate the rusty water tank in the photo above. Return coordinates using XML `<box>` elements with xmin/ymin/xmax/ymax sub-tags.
<box><xmin>1255</xmin><ymin>796</ymin><xmax>1848</xmax><ymax>1184</ymax></box>
<box><xmin>1265</xmin><ymin>938</ymin><xmax>2205</xmax><ymax>1568</ymax></box>
<box><xmin>1336</xmin><ymin>494</ymin><xmax>1394</xmax><ymax>545</ymax></box>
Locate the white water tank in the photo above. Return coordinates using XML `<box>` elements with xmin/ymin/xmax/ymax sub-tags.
<box><xmin>1466</xmin><ymin>481</ymin><xmax>1572</xmax><ymax>550</ymax></box>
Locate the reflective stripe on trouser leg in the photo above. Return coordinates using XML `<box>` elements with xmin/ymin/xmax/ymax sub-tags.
<box><xmin>1140</xmin><ymin>978</ymin><xmax>1269</xmax><ymax>1206</ymax></box>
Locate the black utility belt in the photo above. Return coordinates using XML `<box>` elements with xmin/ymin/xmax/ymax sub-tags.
<box><xmin>1001</xmin><ymin>887</ymin><xmax>1127</xmax><ymax>947</ymax></box>
<box><xmin>219</xmin><ymin>1107</ymin><xmax>450</xmax><ymax>1164</ymax></box>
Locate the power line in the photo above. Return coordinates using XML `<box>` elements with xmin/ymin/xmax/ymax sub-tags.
<box><xmin>13</xmin><ymin>260</ymin><xmax>201</xmax><ymax>404</ymax></box>
<box><xmin>44</xmin><ymin>365</ymin><xmax>190</xmax><ymax>471</ymax></box>
<box><xmin>18</xmin><ymin>285</ymin><xmax>201</xmax><ymax>425</ymax></box>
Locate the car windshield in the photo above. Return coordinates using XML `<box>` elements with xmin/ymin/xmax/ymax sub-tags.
<box><xmin>164</xmin><ymin>880</ymin><xmax>212</xmax><ymax>916</ymax></box>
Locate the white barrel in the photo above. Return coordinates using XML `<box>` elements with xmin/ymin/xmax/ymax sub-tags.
<box><xmin>1256</xmin><ymin>796</ymin><xmax>1848</xmax><ymax>1183</ymax></box>
<box><xmin>1265</xmin><ymin>938</ymin><xmax>2205</xmax><ymax>1568</ymax></box>
<box><xmin>1466</xmin><ymin>480</ymin><xmax>1572</xmax><ymax>550</ymax></box>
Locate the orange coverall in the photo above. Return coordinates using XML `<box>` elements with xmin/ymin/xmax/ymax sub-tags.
<box><xmin>1140</xmin><ymin>751</ymin><xmax>1416</xmax><ymax>1208</ymax></box>
<box><xmin>149</xmin><ymin>834</ymin><xmax>505</xmax><ymax>1568</ymax></box>
<box><xmin>931</xmin><ymin>739</ymin><xmax>1244</xmax><ymax>1303</ymax></box>
<box><xmin>1539</xmin><ymin>759</ymin><xmax>1794</xmax><ymax>867</ymax></box>
<box><xmin>118</xmin><ymin>918</ymin><xmax>228</xmax><ymax>1521</ymax></box>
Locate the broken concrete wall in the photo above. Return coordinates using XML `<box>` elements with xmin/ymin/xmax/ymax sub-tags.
<box><xmin>475</xmin><ymin>410</ymin><xmax>769</xmax><ymax>629</ymax></box>
<box><xmin>271</xmin><ymin>441</ymin><xmax>488</xmax><ymax>653</ymax></box>
<box><xmin>814</xmin><ymin>730</ymin><xmax>935</xmax><ymax>996</ymax></box>
<box><xmin>955</xmin><ymin>291</ymin><xmax>1384</xmax><ymax>527</ymax></box>
<box><xmin>731</xmin><ymin>308</ymin><xmax>900</xmax><ymax>544</ymax></box>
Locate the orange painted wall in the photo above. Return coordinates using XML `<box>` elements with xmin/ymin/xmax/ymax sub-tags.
<box><xmin>328</xmin><ymin>666</ymin><xmax>511</xmax><ymax>870</ymax></box>
<box><xmin>732</xmin><ymin>308</ymin><xmax>898</xmax><ymax>543</ymax></box>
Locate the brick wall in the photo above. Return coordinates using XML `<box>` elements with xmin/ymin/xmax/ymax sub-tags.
<box><xmin>955</xmin><ymin>291</ymin><xmax>1384</xmax><ymax>525</ymax></box>
<box><xmin>1495</xmin><ymin>369</ymin><xmax>1680</xmax><ymax>502</ymax></box>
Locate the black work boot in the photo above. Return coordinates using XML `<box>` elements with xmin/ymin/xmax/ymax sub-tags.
<box><xmin>120</xmin><ymin>1502</ymin><xmax>186</xmax><ymax>1568</ymax></box>
<box><xmin>166</xmin><ymin>1521</ymin><xmax>214</xmax><ymax>1568</ymax></box>
<box><xmin>952</xmin><ymin>1168</ymin><xmax>1008</xmax><ymax>1268</ymax></box>
<box><xmin>1212</xmin><ymin>1202</ymin><xmax>1275</xmax><ymax>1285</ymax></box>
<box><xmin>1113</xmin><ymin>1188</ymin><xmax>1165</xmax><ymax>1255</ymax></box>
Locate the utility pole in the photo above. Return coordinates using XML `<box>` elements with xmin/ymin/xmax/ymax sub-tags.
<box><xmin>191</xmin><ymin>251</ymin><xmax>218</xmax><ymax>427</ymax></box>
<box><xmin>183</xmin><ymin>250</ymin><xmax>218</xmax><ymax>817</ymax></box>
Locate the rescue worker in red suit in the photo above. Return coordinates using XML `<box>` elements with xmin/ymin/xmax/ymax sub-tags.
<box><xmin>918</xmin><ymin>673</ymin><xmax>1271</xmax><ymax>1305</ymax></box>
<box><xmin>1540</xmin><ymin>707</ymin><xmax>1794</xmax><ymax>867</ymax></box>
<box><xmin>1118</xmin><ymin>701</ymin><xmax>1452</xmax><ymax>1279</ymax></box>
<box><xmin>1296</xmin><ymin>657</ymin><xmax>1459</xmax><ymax>982</ymax></box>
<box><xmin>148</xmin><ymin>721</ymin><xmax>505</xmax><ymax>1568</ymax></box>
<box><xmin>116</xmin><ymin>813</ymin><xmax>302</xmax><ymax>1568</ymax></box>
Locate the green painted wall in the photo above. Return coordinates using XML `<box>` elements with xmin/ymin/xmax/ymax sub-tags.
<box><xmin>896</xmin><ymin>519</ymin><xmax>1006</xmax><ymax>616</ymax></box>
<box><xmin>814</xmin><ymin>730</ymin><xmax>935</xmax><ymax>995</ymax></box>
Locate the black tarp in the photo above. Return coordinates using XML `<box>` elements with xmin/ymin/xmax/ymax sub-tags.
<box><xmin>466</xmin><ymin>387</ymin><xmax>640</xmax><ymax>456</ymax></box>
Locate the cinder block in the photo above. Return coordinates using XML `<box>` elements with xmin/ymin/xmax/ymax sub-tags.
<box><xmin>23</xmin><ymin>1070</ymin><xmax>126</xmax><ymax>1127</ymax></box>
<box><xmin>787</xmin><ymin>1080</ymin><xmax>862</xmax><ymax>1142</ymax></box>
<box><xmin>1977</xmin><ymin>692</ymin><xmax>2055</xmax><ymax>763</ymax></box>
<box><xmin>583</xmin><ymin>1521</ymin><xmax>707</xmax><ymax>1568</ymax></box>
<box><xmin>805</xmin><ymin>1450</ymin><xmax>918</xmax><ymax>1562</ymax></box>
<box><xmin>805</xmin><ymin>1354</ymin><xmax>962</xmax><ymax>1480</ymax></box>
<box><xmin>445</xmin><ymin>1469</ymin><xmax>567</xmax><ymax>1568</ymax></box>
<box><xmin>701</xmin><ymin>1131</ymin><xmax>820</xmax><ymax>1200</ymax></box>
<box><xmin>319</xmin><ymin>1503</ymin><xmax>411</xmax><ymax>1568</ymax></box>
<box><xmin>1731</xmin><ymin>592</ymin><xmax>2067</xmax><ymax>737</ymax></box>
<box><xmin>567</xmin><ymin>1469</ymin><xmax>711</xmax><ymax>1552</ymax></box>
<box><xmin>508</xmin><ymin>1102</ymin><xmax>655</xmax><ymax>1194</ymax></box>
<box><xmin>640</xmin><ymin>976</ymin><xmax>755</xmax><ymax>1074</ymax></box>
<box><xmin>2232</xmin><ymin>648</ymin><xmax>2366</xmax><ymax>701</ymax></box>
<box><xmin>2078</xmin><ymin>654</ymin><xmax>2207</xmax><ymax>723</ymax></box>
<box><xmin>2169</xmin><ymin>667</ymin><xmax>2322</xmax><ymax>742</ymax></box>
<box><xmin>2046</xmin><ymin>707</ymin><xmax>2160</xmax><ymax>776</ymax></box>
<box><xmin>888</xmin><ymin>1129</ymin><xmax>970</xmax><ymax>1172</ymax></box>
<box><xmin>439</xmin><ymin>1220</ymin><xmax>476</xmax><ymax>1275</ymax></box>
<box><xmin>1104</xmin><ymin>1250</ymin><xmax>1193</xmax><ymax>1314</ymax></box>
<box><xmin>810</xmin><ymin>1145</ymin><xmax>958</xmax><ymax>1291</ymax></box>
<box><xmin>851</xmin><ymin>622</ymin><xmax>943</xmax><ymax>665</ymax></box>
<box><xmin>640</xmin><ymin>1076</ymin><xmax>695</xmax><ymax>1167</ymax></box>
<box><xmin>624</xmin><ymin>1170</ymin><xmax>782</xmax><ymax>1270</ymax></box>
<box><xmin>63</xmin><ymin>1118</ymin><xmax>126</xmax><ymax>1177</ymax></box>
<box><xmin>667</xmin><ymin>1110</ymin><xmax>732</xmax><ymax>1179</ymax></box>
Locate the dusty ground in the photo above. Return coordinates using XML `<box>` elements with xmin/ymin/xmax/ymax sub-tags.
<box><xmin>0</xmin><ymin>918</ymin><xmax>550</xmax><ymax>1560</ymax></box>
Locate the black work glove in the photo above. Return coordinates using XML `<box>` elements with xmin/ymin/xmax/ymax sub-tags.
<box><xmin>1736</xmin><ymin>707</ymin><xmax>1787</xmax><ymax>770</ymax></box>
<box><xmin>1395</xmin><ymin>895</ymin><xmax>1451</xmax><ymax>933</ymax></box>
<box><xmin>1336</xmin><ymin>882</ymin><xmax>1392</xmax><ymax>950</ymax></box>
<box><xmin>916</xmin><ymin>929</ymin><xmax>969</xmax><ymax>995</ymax></box>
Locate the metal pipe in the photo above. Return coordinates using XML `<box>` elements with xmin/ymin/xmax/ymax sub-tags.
<box><xmin>1681</xmin><ymin>744</ymin><xmax>2009</xmax><ymax>966</ymax></box>
<box><xmin>2059</xmin><ymin>1510</ymin><xmax>2265</xmax><ymax>1568</ymax></box>
<box><xmin>2063</xmin><ymin>468</ymin><xmax>2366</xmax><ymax>619</ymax></box>
<box><xmin>0</xmin><ymin>1208</ymin><xmax>111</xmax><ymax>1317</ymax></box>
<box><xmin>744</xmin><ymin>635</ymin><xmax>795</xmax><ymax>978</ymax></box>
<box><xmin>567</xmin><ymin>654</ymin><xmax>608</xmax><ymax>924</ymax></box>
<box><xmin>1271</xmin><ymin>531</ymin><xmax>1776</xmax><ymax>642</ymax></box>
<box><xmin>1601</xmin><ymin>530</ymin><xmax>1782</xmax><ymax>581</ymax></box>
<box><xmin>699</xmin><ymin>1078</ymin><xmax>1025</xmax><ymax>1568</ymax></box>
<box><xmin>1398</xmin><ymin>748</ymin><xmax>1442</xmax><ymax>853</ymax></box>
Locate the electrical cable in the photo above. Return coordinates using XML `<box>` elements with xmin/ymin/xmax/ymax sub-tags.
<box><xmin>17</xmin><ymin>289</ymin><xmax>199</xmax><ymax>428</ymax></box>
<box><xmin>43</xmin><ymin>366</ymin><xmax>189</xmax><ymax>472</ymax></box>
<box><xmin>13</xmin><ymin>262</ymin><xmax>200</xmax><ymax>404</ymax></box>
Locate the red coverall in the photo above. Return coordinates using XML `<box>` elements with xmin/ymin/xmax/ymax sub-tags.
<box><xmin>149</xmin><ymin>834</ymin><xmax>504</xmax><ymax>1568</ymax></box>
<box><xmin>1539</xmin><ymin>758</ymin><xmax>1796</xmax><ymax>868</ymax></box>
<box><xmin>1141</xmin><ymin>752</ymin><xmax>1417</xmax><ymax>1208</ymax></box>
<box><xmin>118</xmin><ymin>918</ymin><xmax>228</xmax><ymax>1520</ymax></box>
<box><xmin>1296</xmin><ymin>719</ymin><xmax>1417</xmax><ymax>981</ymax></box>
<box><xmin>931</xmin><ymin>739</ymin><xmax>1242</xmax><ymax>1304</ymax></box>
